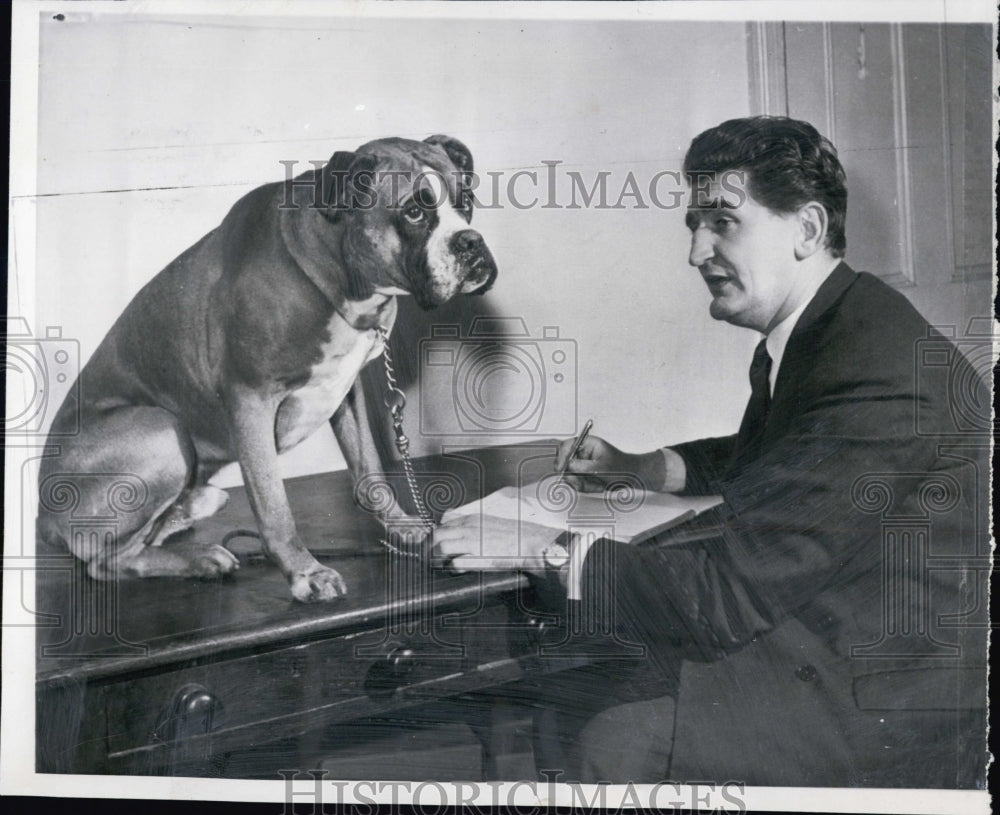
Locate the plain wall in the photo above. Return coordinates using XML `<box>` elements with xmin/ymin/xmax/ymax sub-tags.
<box><xmin>30</xmin><ymin>13</ymin><xmax>758</xmax><ymax>486</ymax></box>
<box><xmin>29</xmin><ymin>13</ymin><xmax>991</xmax><ymax>491</ymax></box>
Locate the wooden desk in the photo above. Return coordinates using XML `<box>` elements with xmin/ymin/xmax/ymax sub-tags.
<box><xmin>35</xmin><ymin>443</ymin><xmax>607</xmax><ymax>778</ymax></box>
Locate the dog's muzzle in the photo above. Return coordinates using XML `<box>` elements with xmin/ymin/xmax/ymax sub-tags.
<box><xmin>454</xmin><ymin>230</ymin><xmax>498</xmax><ymax>294</ymax></box>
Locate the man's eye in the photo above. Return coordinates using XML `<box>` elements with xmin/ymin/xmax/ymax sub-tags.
<box><xmin>403</xmin><ymin>204</ymin><xmax>426</xmax><ymax>224</ymax></box>
<box><xmin>713</xmin><ymin>216</ymin><xmax>736</xmax><ymax>232</ymax></box>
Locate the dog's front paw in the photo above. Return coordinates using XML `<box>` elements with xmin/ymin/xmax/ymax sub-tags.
<box><xmin>290</xmin><ymin>565</ymin><xmax>348</xmax><ymax>603</ymax></box>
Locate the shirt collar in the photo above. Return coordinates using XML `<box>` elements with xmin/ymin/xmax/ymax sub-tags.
<box><xmin>763</xmin><ymin>270</ymin><xmax>833</xmax><ymax>395</ymax></box>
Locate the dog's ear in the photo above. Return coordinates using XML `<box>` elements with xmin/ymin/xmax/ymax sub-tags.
<box><xmin>424</xmin><ymin>135</ymin><xmax>474</xmax><ymax>176</ymax></box>
<box><xmin>323</xmin><ymin>150</ymin><xmax>379</xmax><ymax>218</ymax></box>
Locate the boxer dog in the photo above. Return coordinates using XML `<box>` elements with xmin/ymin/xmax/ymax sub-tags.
<box><xmin>37</xmin><ymin>135</ymin><xmax>497</xmax><ymax>602</ymax></box>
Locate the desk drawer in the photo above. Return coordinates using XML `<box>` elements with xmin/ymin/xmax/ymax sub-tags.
<box><xmin>104</xmin><ymin>606</ymin><xmax>524</xmax><ymax>774</ymax></box>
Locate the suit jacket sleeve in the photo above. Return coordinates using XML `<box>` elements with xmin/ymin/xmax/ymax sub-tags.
<box><xmin>670</xmin><ymin>435</ymin><xmax>736</xmax><ymax>495</ymax></box>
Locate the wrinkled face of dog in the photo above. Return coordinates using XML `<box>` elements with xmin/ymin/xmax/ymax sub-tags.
<box><xmin>330</xmin><ymin>135</ymin><xmax>498</xmax><ymax>310</ymax></box>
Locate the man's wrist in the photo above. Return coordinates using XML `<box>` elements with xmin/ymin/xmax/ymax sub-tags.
<box><xmin>631</xmin><ymin>447</ymin><xmax>686</xmax><ymax>492</ymax></box>
<box><xmin>658</xmin><ymin>447</ymin><xmax>687</xmax><ymax>492</ymax></box>
<box><xmin>631</xmin><ymin>449</ymin><xmax>667</xmax><ymax>491</ymax></box>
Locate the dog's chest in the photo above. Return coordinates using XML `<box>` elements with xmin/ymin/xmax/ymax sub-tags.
<box><xmin>275</xmin><ymin>320</ymin><xmax>385</xmax><ymax>452</ymax></box>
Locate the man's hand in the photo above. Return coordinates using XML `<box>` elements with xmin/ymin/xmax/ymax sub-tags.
<box><xmin>432</xmin><ymin>514</ymin><xmax>560</xmax><ymax>576</ymax></box>
<box><xmin>555</xmin><ymin>434</ymin><xmax>685</xmax><ymax>493</ymax></box>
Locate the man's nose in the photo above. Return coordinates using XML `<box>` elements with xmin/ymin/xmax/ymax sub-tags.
<box><xmin>688</xmin><ymin>226</ymin><xmax>714</xmax><ymax>267</ymax></box>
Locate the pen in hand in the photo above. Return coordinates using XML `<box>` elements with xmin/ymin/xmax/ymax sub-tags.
<box><xmin>558</xmin><ymin>418</ymin><xmax>594</xmax><ymax>483</ymax></box>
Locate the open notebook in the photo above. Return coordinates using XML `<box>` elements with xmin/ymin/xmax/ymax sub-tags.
<box><xmin>442</xmin><ymin>482</ymin><xmax>722</xmax><ymax>545</ymax></box>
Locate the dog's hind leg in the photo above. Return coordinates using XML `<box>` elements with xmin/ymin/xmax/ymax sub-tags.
<box><xmin>38</xmin><ymin>406</ymin><xmax>238</xmax><ymax>580</ymax></box>
<box><xmin>145</xmin><ymin>484</ymin><xmax>230</xmax><ymax>548</ymax></box>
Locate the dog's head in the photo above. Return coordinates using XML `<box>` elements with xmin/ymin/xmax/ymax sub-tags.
<box><xmin>322</xmin><ymin>135</ymin><xmax>497</xmax><ymax>310</ymax></box>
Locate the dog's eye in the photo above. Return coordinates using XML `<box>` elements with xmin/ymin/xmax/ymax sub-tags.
<box><xmin>403</xmin><ymin>204</ymin><xmax>426</xmax><ymax>225</ymax></box>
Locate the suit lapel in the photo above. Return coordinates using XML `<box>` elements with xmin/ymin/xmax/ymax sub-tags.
<box><xmin>726</xmin><ymin>262</ymin><xmax>858</xmax><ymax>476</ymax></box>
<box><xmin>770</xmin><ymin>261</ymin><xmax>857</xmax><ymax>404</ymax></box>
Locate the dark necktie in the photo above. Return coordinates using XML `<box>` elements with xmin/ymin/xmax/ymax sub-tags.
<box><xmin>732</xmin><ymin>339</ymin><xmax>773</xmax><ymax>469</ymax></box>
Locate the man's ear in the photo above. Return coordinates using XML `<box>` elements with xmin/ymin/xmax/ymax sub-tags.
<box><xmin>323</xmin><ymin>150</ymin><xmax>378</xmax><ymax>218</ymax></box>
<box><xmin>794</xmin><ymin>201</ymin><xmax>829</xmax><ymax>260</ymax></box>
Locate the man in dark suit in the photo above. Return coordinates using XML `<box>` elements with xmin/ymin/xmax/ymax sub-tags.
<box><xmin>434</xmin><ymin>117</ymin><xmax>989</xmax><ymax>788</ymax></box>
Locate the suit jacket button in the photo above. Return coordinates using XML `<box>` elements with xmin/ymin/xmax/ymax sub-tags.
<box><xmin>795</xmin><ymin>664</ymin><xmax>818</xmax><ymax>682</ymax></box>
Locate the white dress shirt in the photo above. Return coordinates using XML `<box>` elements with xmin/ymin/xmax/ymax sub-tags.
<box><xmin>763</xmin><ymin>285</ymin><xmax>819</xmax><ymax>396</ymax></box>
<box><xmin>659</xmin><ymin>268</ymin><xmax>834</xmax><ymax>483</ymax></box>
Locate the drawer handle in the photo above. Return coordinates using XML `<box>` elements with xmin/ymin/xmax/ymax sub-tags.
<box><xmin>364</xmin><ymin>647</ymin><xmax>416</xmax><ymax>700</ymax></box>
<box><xmin>385</xmin><ymin>647</ymin><xmax>416</xmax><ymax>679</ymax></box>
<box><xmin>152</xmin><ymin>683</ymin><xmax>225</xmax><ymax>743</ymax></box>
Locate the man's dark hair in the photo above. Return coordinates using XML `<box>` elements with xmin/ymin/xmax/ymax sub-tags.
<box><xmin>683</xmin><ymin>116</ymin><xmax>847</xmax><ymax>258</ymax></box>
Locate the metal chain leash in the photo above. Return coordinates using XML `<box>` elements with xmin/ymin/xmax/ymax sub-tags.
<box><xmin>376</xmin><ymin>326</ymin><xmax>434</xmax><ymax>557</ymax></box>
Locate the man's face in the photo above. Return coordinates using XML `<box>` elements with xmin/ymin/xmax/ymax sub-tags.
<box><xmin>685</xmin><ymin>178</ymin><xmax>803</xmax><ymax>334</ymax></box>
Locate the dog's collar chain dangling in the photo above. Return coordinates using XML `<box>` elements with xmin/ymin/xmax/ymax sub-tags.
<box><xmin>376</xmin><ymin>326</ymin><xmax>434</xmax><ymax>558</ymax></box>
